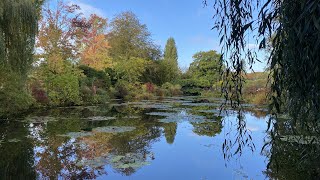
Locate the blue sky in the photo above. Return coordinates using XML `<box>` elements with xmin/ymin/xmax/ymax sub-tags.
<box><xmin>68</xmin><ymin>0</ymin><xmax>266</xmax><ymax>72</ymax></box>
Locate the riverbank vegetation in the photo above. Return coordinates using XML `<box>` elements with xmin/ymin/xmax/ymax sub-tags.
<box><xmin>0</xmin><ymin>0</ymin><xmax>269</xmax><ymax>118</ymax></box>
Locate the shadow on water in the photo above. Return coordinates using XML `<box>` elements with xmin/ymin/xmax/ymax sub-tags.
<box><xmin>0</xmin><ymin>96</ymin><xmax>318</xmax><ymax>179</ymax></box>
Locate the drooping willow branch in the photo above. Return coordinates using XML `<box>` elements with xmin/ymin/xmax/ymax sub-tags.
<box><xmin>205</xmin><ymin>0</ymin><xmax>320</xmax><ymax>157</ymax></box>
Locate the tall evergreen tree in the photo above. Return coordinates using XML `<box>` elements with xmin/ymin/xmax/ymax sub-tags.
<box><xmin>162</xmin><ymin>37</ymin><xmax>179</xmax><ymax>83</ymax></box>
<box><xmin>164</xmin><ymin>38</ymin><xmax>178</xmax><ymax>63</ymax></box>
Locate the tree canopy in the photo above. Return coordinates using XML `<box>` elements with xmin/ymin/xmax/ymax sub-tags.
<box><xmin>108</xmin><ymin>11</ymin><xmax>161</xmax><ymax>61</ymax></box>
<box><xmin>189</xmin><ymin>50</ymin><xmax>222</xmax><ymax>87</ymax></box>
<box><xmin>181</xmin><ymin>50</ymin><xmax>222</xmax><ymax>95</ymax></box>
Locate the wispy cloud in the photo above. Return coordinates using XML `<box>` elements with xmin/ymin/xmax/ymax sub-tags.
<box><xmin>69</xmin><ymin>0</ymin><xmax>106</xmax><ymax>18</ymax></box>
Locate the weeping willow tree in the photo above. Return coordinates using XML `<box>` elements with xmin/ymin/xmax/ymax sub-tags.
<box><xmin>204</xmin><ymin>0</ymin><xmax>320</xmax><ymax>176</ymax></box>
<box><xmin>0</xmin><ymin>0</ymin><xmax>41</xmax><ymax>115</ymax></box>
<box><xmin>0</xmin><ymin>0</ymin><xmax>40</xmax><ymax>77</ymax></box>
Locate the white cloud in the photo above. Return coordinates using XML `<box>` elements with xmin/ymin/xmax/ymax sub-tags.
<box><xmin>69</xmin><ymin>1</ymin><xmax>106</xmax><ymax>18</ymax></box>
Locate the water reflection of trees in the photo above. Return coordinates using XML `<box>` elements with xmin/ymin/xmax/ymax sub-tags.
<box><xmin>191</xmin><ymin>121</ymin><xmax>222</xmax><ymax>137</ymax></box>
<box><xmin>34</xmin><ymin>118</ymin><xmax>162</xmax><ymax>178</ymax></box>
<box><xmin>1</xmin><ymin>101</ymin><xmax>286</xmax><ymax>179</ymax></box>
<box><xmin>265</xmin><ymin>139</ymin><xmax>320</xmax><ymax>179</ymax></box>
<box><xmin>0</xmin><ymin>121</ymin><xmax>36</xmax><ymax>179</ymax></box>
<box><xmin>265</xmin><ymin>118</ymin><xmax>320</xmax><ymax>179</ymax></box>
<box><xmin>0</xmin><ymin>104</ymin><xmax>166</xmax><ymax>179</ymax></box>
<box><xmin>163</xmin><ymin>122</ymin><xmax>177</xmax><ymax>144</ymax></box>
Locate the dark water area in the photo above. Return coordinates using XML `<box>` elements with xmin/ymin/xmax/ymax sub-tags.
<box><xmin>0</xmin><ymin>96</ymin><xmax>311</xmax><ymax>179</ymax></box>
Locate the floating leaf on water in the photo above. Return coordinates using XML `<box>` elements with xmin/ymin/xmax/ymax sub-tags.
<box><xmin>88</xmin><ymin>116</ymin><xmax>117</xmax><ymax>121</ymax></box>
<box><xmin>58</xmin><ymin>126</ymin><xmax>135</xmax><ymax>138</ymax></box>
<box><xmin>147</xmin><ymin>111</ymin><xmax>209</xmax><ymax>123</ymax></box>
<box><xmin>124</xmin><ymin>116</ymin><xmax>140</xmax><ymax>119</ymax></box>
<box><xmin>196</xmin><ymin>109</ymin><xmax>232</xmax><ymax>116</ymax></box>
<box><xmin>57</xmin><ymin>132</ymin><xmax>93</xmax><ymax>139</ymax></box>
<box><xmin>23</xmin><ymin>116</ymin><xmax>57</xmax><ymax>123</ymax></box>
<box><xmin>146</xmin><ymin>112</ymin><xmax>176</xmax><ymax>117</ymax></box>
<box><xmin>130</xmin><ymin>103</ymin><xmax>172</xmax><ymax>110</ymax></box>
<box><xmin>109</xmin><ymin>153</ymin><xmax>150</xmax><ymax>169</ymax></box>
<box><xmin>171</xmin><ymin>107</ymin><xmax>192</xmax><ymax>112</ymax></box>
<box><xmin>93</xmin><ymin>126</ymin><xmax>136</xmax><ymax>133</ymax></box>
<box><xmin>161</xmin><ymin>100</ymin><xmax>193</xmax><ymax>104</ymax></box>
<box><xmin>160</xmin><ymin>114</ymin><xmax>208</xmax><ymax>123</ymax></box>
<box><xmin>110</xmin><ymin>103</ymin><xmax>128</xmax><ymax>107</ymax></box>
<box><xmin>76</xmin><ymin>157</ymin><xmax>108</xmax><ymax>168</ymax></box>
<box><xmin>116</xmin><ymin>161</ymin><xmax>150</xmax><ymax>169</ymax></box>
<box><xmin>8</xmin><ymin>138</ymin><xmax>21</xmax><ymax>143</ymax></box>
<box><xmin>181</xmin><ymin>102</ymin><xmax>221</xmax><ymax>107</ymax></box>
<box><xmin>111</xmin><ymin>155</ymin><xmax>124</xmax><ymax>163</ymax></box>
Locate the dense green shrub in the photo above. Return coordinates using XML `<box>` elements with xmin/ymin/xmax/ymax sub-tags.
<box><xmin>46</xmin><ymin>73</ymin><xmax>81</xmax><ymax>106</ymax></box>
<box><xmin>180</xmin><ymin>79</ymin><xmax>204</xmax><ymax>95</ymax></box>
<box><xmin>161</xmin><ymin>82</ymin><xmax>182</xmax><ymax>96</ymax></box>
<box><xmin>79</xmin><ymin>65</ymin><xmax>111</xmax><ymax>89</ymax></box>
<box><xmin>113</xmin><ymin>80</ymin><xmax>130</xmax><ymax>99</ymax></box>
<box><xmin>0</xmin><ymin>70</ymin><xmax>34</xmax><ymax>116</ymax></box>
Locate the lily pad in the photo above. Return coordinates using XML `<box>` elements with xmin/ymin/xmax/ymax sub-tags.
<box><xmin>23</xmin><ymin>116</ymin><xmax>57</xmax><ymax>123</ymax></box>
<box><xmin>130</xmin><ymin>103</ymin><xmax>172</xmax><ymax>110</ymax></box>
<box><xmin>181</xmin><ymin>102</ymin><xmax>221</xmax><ymax>107</ymax></box>
<box><xmin>160</xmin><ymin>114</ymin><xmax>208</xmax><ymax>123</ymax></box>
<box><xmin>93</xmin><ymin>126</ymin><xmax>136</xmax><ymax>133</ymax></box>
<box><xmin>146</xmin><ymin>112</ymin><xmax>177</xmax><ymax>117</ymax></box>
<box><xmin>196</xmin><ymin>109</ymin><xmax>231</xmax><ymax>116</ymax></box>
<box><xmin>57</xmin><ymin>132</ymin><xmax>93</xmax><ymax>139</ymax></box>
<box><xmin>123</xmin><ymin>116</ymin><xmax>140</xmax><ymax>119</ymax></box>
<box><xmin>76</xmin><ymin>156</ymin><xmax>108</xmax><ymax>168</ymax></box>
<box><xmin>8</xmin><ymin>138</ymin><xmax>21</xmax><ymax>143</ymax></box>
<box><xmin>88</xmin><ymin>116</ymin><xmax>117</xmax><ymax>121</ymax></box>
<box><xmin>147</xmin><ymin>111</ymin><xmax>209</xmax><ymax>123</ymax></box>
<box><xmin>110</xmin><ymin>153</ymin><xmax>150</xmax><ymax>169</ymax></box>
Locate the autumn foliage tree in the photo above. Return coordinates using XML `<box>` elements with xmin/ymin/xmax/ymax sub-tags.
<box><xmin>36</xmin><ymin>0</ymin><xmax>89</xmax><ymax>105</ymax></box>
<box><xmin>79</xmin><ymin>14</ymin><xmax>112</xmax><ymax>70</ymax></box>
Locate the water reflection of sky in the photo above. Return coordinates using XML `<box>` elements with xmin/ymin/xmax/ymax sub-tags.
<box><xmin>103</xmin><ymin>116</ymin><xmax>268</xmax><ymax>180</ymax></box>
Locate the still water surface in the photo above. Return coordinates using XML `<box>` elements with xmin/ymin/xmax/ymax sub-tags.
<box><xmin>0</xmin><ymin>97</ymin><xmax>270</xmax><ymax>179</ymax></box>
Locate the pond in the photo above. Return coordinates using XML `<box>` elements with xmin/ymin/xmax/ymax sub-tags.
<box><xmin>0</xmin><ymin>96</ymin><xmax>307</xmax><ymax>179</ymax></box>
